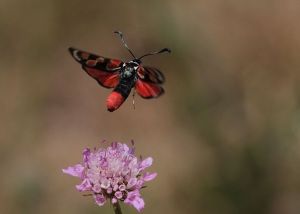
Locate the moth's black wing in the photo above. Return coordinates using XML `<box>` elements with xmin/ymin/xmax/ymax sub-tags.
<box><xmin>135</xmin><ymin>66</ymin><xmax>165</xmax><ymax>99</ymax></box>
<box><xmin>137</xmin><ymin>66</ymin><xmax>165</xmax><ymax>84</ymax></box>
<box><xmin>69</xmin><ymin>47</ymin><xmax>123</xmax><ymax>88</ymax></box>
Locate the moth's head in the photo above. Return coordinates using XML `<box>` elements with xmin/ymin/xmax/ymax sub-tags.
<box><xmin>127</xmin><ymin>60</ymin><xmax>140</xmax><ymax>69</ymax></box>
<box><xmin>123</xmin><ymin>61</ymin><xmax>139</xmax><ymax>77</ymax></box>
<box><xmin>132</xmin><ymin>59</ymin><xmax>141</xmax><ymax>64</ymax></box>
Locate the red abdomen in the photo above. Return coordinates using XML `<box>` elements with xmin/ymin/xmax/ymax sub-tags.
<box><xmin>106</xmin><ymin>91</ymin><xmax>125</xmax><ymax>112</ymax></box>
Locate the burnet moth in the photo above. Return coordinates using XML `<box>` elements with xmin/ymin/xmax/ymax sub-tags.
<box><xmin>68</xmin><ymin>31</ymin><xmax>171</xmax><ymax>112</ymax></box>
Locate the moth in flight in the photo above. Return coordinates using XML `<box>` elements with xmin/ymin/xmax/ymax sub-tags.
<box><xmin>69</xmin><ymin>31</ymin><xmax>170</xmax><ymax>112</ymax></box>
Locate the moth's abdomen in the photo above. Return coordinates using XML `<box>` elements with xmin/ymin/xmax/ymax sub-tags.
<box><xmin>106</xmin><ymin>91</ymin><xmax>125</xmax><ymax>112</ymax></box>
<box><xmin>106</xmin><ymin>72</ymin><xmax>136</xmax><ymax>112</ymax></box>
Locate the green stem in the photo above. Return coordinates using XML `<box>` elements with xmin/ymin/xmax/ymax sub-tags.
<box><xmin>113</xmin><ymin>201</ymin><xmax>122</xmax><ymax>214</ymax></box>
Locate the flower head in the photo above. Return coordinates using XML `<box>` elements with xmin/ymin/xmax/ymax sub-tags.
<box><xmin>63</xmin><ymin>141</ymin><xmax>157</xmax><ymax>212</ymax></box>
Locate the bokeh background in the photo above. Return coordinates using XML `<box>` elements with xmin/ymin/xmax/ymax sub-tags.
<box><xmin>1</xmin><ymin>0</ymin><xmax>300</xmax><ymax>213</ymax></box>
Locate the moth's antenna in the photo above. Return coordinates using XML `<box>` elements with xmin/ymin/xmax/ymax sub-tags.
<box><xmin>114</xmin><ymin>31</ymin><xmax>136</xmax><ymax>59</ymax></box>
<box><xmin>138</xmin><ymin>48</ymin><xmax>171</xmax><ymax>60</ymax></box>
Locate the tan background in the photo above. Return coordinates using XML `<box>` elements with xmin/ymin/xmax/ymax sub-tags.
<box><xmin>1</xmin><ymin>0</ymin><xmax>300</xmax><ymax>213</ymax></box>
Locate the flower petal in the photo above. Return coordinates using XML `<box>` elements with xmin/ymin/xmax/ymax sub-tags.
<box><xmin>100</xmin><ymin>178</ymin><xmax>110</xmax><ymax>189</ymax></box>
<box><xmin>119</xmin><ymin>184</ymin><xmax>126</xmax><ymax>191</ymax></box>
<box><xmin>124</xmin><ymin>190</ymin><xmax>145</xmax><ymax>212</ymax></box>
<box><xmin>76</xmin><ymin>179</ymin><xmax>92</xmax><ymax>192</ymax></box>
<box><xmin>128</xmin><ymin>147</ymin><xmax>135</xmax><ymax>155</ymax></box>
<box><xmin>62</xmin><ymin>164</ymin><xmax>84</xmax><ymax>177</ymax></box>
<box><xmin>127</xmin><ymin>177</ymin><xmax>137</xmax><ymax>189</ymax></box>
<box><xmin>82</xmin><ymin>148</ymin><xmax>91</xmax><ymax>163</ymax></box>
<box><xmin>94</xmin><ymin>194</ymin><xmax>106</xmax><ymax>206</ymax></box>
<box><xmin>115</xmin><ymin>191</ymin><xmax>123</xmax><ymax>199</ymax></box>
<box><xmin>111</xmin><ymin>197</ymin><xmax>118</xmax><ymax>204</ymax></box>
<box><xmin>92</xmin><ymin>184</ymin><xmax>102</xmax><ymax>193</ymax></box>
<box><xmin>143</xmin><ymin>172</ymin><xmax>157</xmax><ymax>182</ymax></box>
<box><xmin>107</xmin><ymin>187</ymin><xmax>113</xmax><ymax>194</ymax></box>
<box><xmin>139</xmin><ymin>157</ymin><xmax>153</xmax><ymax>171</ymax></box>
<box><xmin>135</xmin><ymin>179</ymin><xmax>144</xmax><ymax>189</ymax></box>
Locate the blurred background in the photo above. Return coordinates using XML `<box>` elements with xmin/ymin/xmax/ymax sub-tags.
<box><xmin>1</xmin><ymin>0</ymin><xmax>300</xmax><ymax>213</ymax></box>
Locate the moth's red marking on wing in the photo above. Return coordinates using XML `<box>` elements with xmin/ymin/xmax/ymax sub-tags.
<box><xmin>86</xmin><ymin>60</ymin><xmax>97</xmax><ymax>66</ymax></box>
<box><xmin>106</xmin><ymin>91</ymin><xmax>125</xmax><ymax>112</ymax></box>
<box><xmin>107</xmin><ymin>59</ymin><xmax>122</xmax><ymax>69</ymax></box>
<box><xmin>137</xmin><ymin>66</ymin><xmax>145</xmax><ymax>79</ymax></box>
<box><xmin>81</xmin><ymin>52</ymin><xmax>90</xmax><ymax>60</ymax></box>
<box><xmin>135</xmin><ymin>79</ymin><xmax>164</xmax><ymax>99</ymax></box>
<box><xmin>84</xmin><ymin>67</ymin><xmax>120</xmax><ymax>88</ymax></box>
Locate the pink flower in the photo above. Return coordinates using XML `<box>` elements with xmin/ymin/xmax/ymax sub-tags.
<box><xmin>63</xmin><ymin>141</ymin><xmax>157</xmax><ymax>212</ymax></box>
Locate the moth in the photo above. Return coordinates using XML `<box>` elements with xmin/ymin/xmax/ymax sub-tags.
<box><xmin>69</xmin><ymin>31</ymin><xmax>170</xmax><ymax>112</ymax></box>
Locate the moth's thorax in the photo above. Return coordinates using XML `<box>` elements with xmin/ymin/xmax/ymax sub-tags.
<box><xmin>121</xmin><ymin>61</ymin><xmax>140</xmax><ymax>78</ymax></box>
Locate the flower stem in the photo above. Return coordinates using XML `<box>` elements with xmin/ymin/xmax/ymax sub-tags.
<box><xmin>113</xmin><ymin>201</ymin><xmax>122</xmax><ymax>214</ymax></box>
